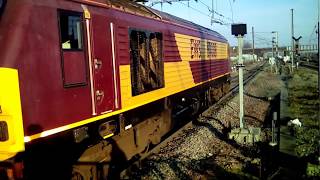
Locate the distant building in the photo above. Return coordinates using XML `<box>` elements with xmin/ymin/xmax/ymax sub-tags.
<box><xmin>229</xmin><ymin>46</ymin><xmax>287</xmax><ymax>58</ymax></box>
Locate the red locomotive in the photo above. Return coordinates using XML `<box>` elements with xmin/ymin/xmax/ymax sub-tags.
<box><xmin>0</xmin><ymin>0</ymin><xmax>230</xmax><ymax>179</ymax></box>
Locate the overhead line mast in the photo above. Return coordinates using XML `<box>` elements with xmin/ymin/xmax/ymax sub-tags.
<box><xmin>291</xmin><ymin>8</ymin><xmax>295</xmax><ymax>72</ymax></box>
<box><xmin>252</xmin><ymin>26</ymin><xmax>255</xmax><ymax>61</ymax></box>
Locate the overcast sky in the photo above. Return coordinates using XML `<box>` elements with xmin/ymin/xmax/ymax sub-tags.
<box><xmin>148</xmin><ymin>0</ymin><xmax>318</xmax><ymax>48</ymax></box>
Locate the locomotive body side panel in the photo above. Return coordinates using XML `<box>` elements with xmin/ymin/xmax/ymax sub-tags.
<box><xmin>0</xmin><ymin>0</ymin><xmax>230</xmax><ymax>149</ymax></box>
<box><xmin>115</xmin><ymin>12</ymin><xmax>230</xmax><ymax>109</ymax></box>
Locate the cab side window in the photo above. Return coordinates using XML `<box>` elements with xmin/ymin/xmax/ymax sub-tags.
<box><xmin>60</xmin><ymin>13</ymin><xmax>83</xmax><ymax>50</ymax></box>
<box><xmin>58</xmin><ymin>11</ymin><xmax>87</xmax><ymax>87</ymax></box>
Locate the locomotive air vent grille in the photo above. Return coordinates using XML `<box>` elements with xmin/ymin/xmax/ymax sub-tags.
<box><xmin>0</xmin><ymin>121</ymin><xmax>9</xmax><ymax>141</ymax></box>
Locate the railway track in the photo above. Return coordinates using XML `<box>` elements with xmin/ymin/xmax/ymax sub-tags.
<box><xmin>300</xmin><ymin>63</ymin><xmax>318</xmax><ymax>71</ymax></box>
<box><xmin>121</xmin><ymin>61</ymin><xmax>266</xmax><ymax>178</ymax></box>
<box><xmin>299</xmin><ymin>59</ymin><xmax>319</xmax><ymax>71</ymax></box>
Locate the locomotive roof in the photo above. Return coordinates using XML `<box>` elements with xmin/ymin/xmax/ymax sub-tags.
<box><xmin>89</xmin><ymin>0</ymin><xmax>227</xmax><ymax>42</ymax></box>
<box><xmin>152</xmin><ymin>9</ymin><xmax>227</xmax><ymax>41</ymax></box>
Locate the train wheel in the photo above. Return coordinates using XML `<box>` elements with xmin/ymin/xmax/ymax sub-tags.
<box><xmin>72</xmin><ymin>166</ymin><xmax>95</xmax><ymax>180</ymax></box>
<box><xmin>210</xmin><ymin>86</ymin><xmax>223</xmax><ymax>102</ymax></box>
<box><xmin>205</xmin><ymin>88</ymin><xmax>213</xmax><ymax>107</ymax></box>
<box><xmin>71</xmin><ymin>170</ymin><xmax>85</xmax><ymax>180</ymax></box>
<box><xmin>139</xmin><ymin>142</ymin><xmax>150</xmax><ymax>157</ymax></box>
<box><xmin>72</xmin><ymin>141</ymin><xmax>113</xmax><ymax>180</ymax></box>
<box><xmin>222</xmin><ymin>81</ymin><xmax>231</xmax><ymax>95</ymax></box>
<box><xmin>191</xmin><ymin>97</ymin><xmax>201</xmax><ymax>115</ymax></box>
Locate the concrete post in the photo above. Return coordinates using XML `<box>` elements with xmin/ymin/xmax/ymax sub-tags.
<box><xmin>272</xmin><ymin>38</ymin><xmax>274</xmax><ymax>73</ymax></box>
<box><xmin>275</xmin><ymin>33</ymin><xmax>279</xmax><ymax>74</ymax></box>
<box><xmin>270</xmin><ymin>112</ymin><xmax>278</xmax><ymax>146</ymax></box>
<box><xmin>252</xmin><ymin>26</ymin><xmax>255</xmax><ymax>61</ymax></box>
<box><xmin>237</xmin><ymin>35</ymin><xmax>244</xmax><ymax>129</ymax></box>
<box><xmin>291</xmin><ymin>9</ymin><xmax>295</xmax><ymax>72</ymax></box>
<box><xmin>276</xmin><ymin>32</ymin><xmax>279</xmax><ymax>57</ymax></box>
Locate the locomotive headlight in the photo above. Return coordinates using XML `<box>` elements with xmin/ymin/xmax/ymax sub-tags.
<box><xmin>0</xmin><ymin>121</ymin><xmax>9</xmax><ymax>141</ymax></box>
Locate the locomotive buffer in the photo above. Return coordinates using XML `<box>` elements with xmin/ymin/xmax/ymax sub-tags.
<box><xmin>229</xmin><ymin>24</ymin><xmax>261</xmax><ymax>144</ymax></box>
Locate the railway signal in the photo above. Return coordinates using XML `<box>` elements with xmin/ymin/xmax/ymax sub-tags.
<box><xmin>231</xmin><ymin>23</ymin><xmax>246</xmax><ymax>129</ymax></box>
<box><xmin>229</xmin><ymin>23</ymin><xmax>261</xmax><ymax>144</ymax></box>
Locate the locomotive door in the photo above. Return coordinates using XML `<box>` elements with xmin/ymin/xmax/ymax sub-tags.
<box><xmin>90</xmin><ymin>15</ymin><xmax>118</xmax><ymax>114</ymax></box>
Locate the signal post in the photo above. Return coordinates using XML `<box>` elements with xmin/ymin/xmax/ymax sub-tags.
<box><xmin>228</xmin><ymin>24</ymin><xmax>261</xmax><ymax>144</ymax></box>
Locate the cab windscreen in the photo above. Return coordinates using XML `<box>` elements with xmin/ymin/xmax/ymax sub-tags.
<box><xmin>0</xmin><ymin>0</ymin><xmax>6</xmax><ymax>18</ymax></box>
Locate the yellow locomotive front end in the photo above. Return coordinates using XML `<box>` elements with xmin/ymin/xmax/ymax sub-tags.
<box><xmin>0</xmin><ymin>68</ymin><xmax>25</xmax><ymax>161</ymax></box>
